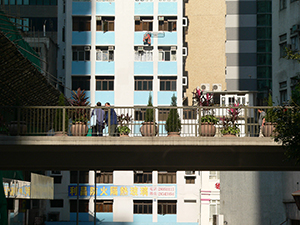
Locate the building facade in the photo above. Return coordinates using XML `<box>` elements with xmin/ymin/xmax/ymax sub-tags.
<box><xmin>272</xmin><ymin>0</ymin><xmax>300</xmax><ymax>105</ymax></box>
<box><xmin>46</xmin><ymin>171</ymin><xmax>220</xmax><ymax>225</ymax></box>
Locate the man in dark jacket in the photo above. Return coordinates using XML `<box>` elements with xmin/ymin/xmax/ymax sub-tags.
<box><xmin>91</xmin><ymin>102</ymin><xmax>105</xmax><ymax>136</ymax></box>
<box><xmin>105</xmin><ymin>102</ymin><xmax>118</xmax><ymax>136</ymax></box>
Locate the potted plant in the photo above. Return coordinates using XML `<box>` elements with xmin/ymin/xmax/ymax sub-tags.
<box><xmin>200</xmin><ymin>115</ymin><xmax>219</xmax><ymax>137</ymax></box>
<box><xmin>54</xmin><ymin>93</ymin><xmax>69</xmax><ymax>136</ymax></box>
<box><xmin>69</xmin><ymin>88</ymin><xmax>90</xmax><ymax>136</ymax></box>
<box><xmin>117</xmin><ymin>113</ymin><xmax>132</xmax><ymax>137</ymax></box>
<box><xmin>165</xmin><ymin>95</ymin><xmax>181</xmax><ymax>136</ymax></box>
<box><xmin>262</xmin><ymin>94</ymin><xmax>277</xmax><ymax>137</ymax></box>
<box><xmin>140</xmin><ymin>93</ymin><xmax>158</xmax><ymax>136</ymax></box>
<box><xmin>220</xmin><ymin>103</ymin><xmax>241</xmax><ymax>137</ymax></box>
<box><xmin>192</xmin><ymin>87</ymin><xmax>217</xmax><ymax>136</ymax></box>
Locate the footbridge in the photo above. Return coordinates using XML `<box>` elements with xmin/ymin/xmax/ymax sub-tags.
<box><xmin>0</xmin><ymin>136</ymin><xmax>297</xmax><ymax>171</ymax></box>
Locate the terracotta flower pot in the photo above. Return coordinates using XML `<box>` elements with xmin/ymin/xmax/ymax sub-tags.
<box><xmin>200</xmin><ymin>123</ymin><xmax>216</xmax><ymax>137</ymax></box>
<box><xmin>71</xmin><ymin>122</ymin><xmax>88</xmax><ymax>136</ymax></box>
<box><xmin>168</xmin><ymin>132</ymin><xmax>180</xmax><ymax>137</ymax></box>
<box><xmin>140</xmin><ymin>122</ymin><xmax>158</xmax><ymax>136</ymax></box>
<box><xmin>262</xmin><ymin>122</ymin><xmax>276</xmax><ymax>137</ymax></box>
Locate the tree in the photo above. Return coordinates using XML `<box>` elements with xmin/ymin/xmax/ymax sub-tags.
<box><xmin>165</xmin><ymin>95</ymin><xmax>181</xmax><ymax>133</ymax></box>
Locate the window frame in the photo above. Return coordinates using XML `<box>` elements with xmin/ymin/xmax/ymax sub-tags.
<box><xmin>158</xmin><ymin>47</ymin><xmax>177</xmax><ymax>61</ymax></box>
<box><xmin>96</xmin><ymin>16</ymin><xmax>115</xmax><ymax>32</ymax></box>
<box><xmin>70</xmin><ymin>171</ymin><xmax>89</xmax><ymax>183</ymax></box>
<box><xmin>72</xmin><ymin>76</ymin><xmax>91</xmax><ymax>91</ymax></box>
<box><xmin>134</xmin><ymin>77</ymin><xmax>153</xmax><ymax>91</ymax></box>
<box><xmin>73</xmin><ymin>16</ymin><xmax>91</xmax><ymax>32</ymax></box>
<box><xmin>96</xmin><ymin>200</ymin><xmax>113</xmax><ymax>212</ymax></box>
<box><xmin>134</xmin><ymin>200</ymin><xmax>153</xmax><ymax>214</ymax></box>
<box><xmin>72</xmin><ymin>46</ymin><xmax>90</xmax><ymax>61</ymax></box>
<box><xmin>158</xmin><ymin>16</ymin><xmax>177</xmax><ymax>32</ymax></box>
<box><xmin>158</xmin><ymin>171</ymin><xmax>176</xmax><ymax>184</ymax></box>
<box><xmin>134</xmin><ymin>171</ymin><xmax>152</xmax><ymax>184</ymax></box>
<box><xmin>158</xmin><ymin>200</ymin><xmax>177</xmax><ymax>215</ymax></box>
<box><xmin>96</xmin><ymin>171</ymin><xmax>113</xmax><ymax>183</ymax></box>
<box><xmin>134</xmin><ymin>46</ymin><xmax>153</xmax><ymax>61</ymax></box>
<box><xmin>135</xmin><ymin>17</ymin><xmax>153</xmax><ymax>32</ymax></box>
<box><xmin>96</xmin><ymin>46</ymin><xmax>114</xmax><ymax>61</ymax></box>
<box><xmin>159</xmin><ymin>77</ymin><xmax>177</xmax><ymax>91</ymax></box>
<box><xmin>70</xmin><ymin>200</ymin><xmax>89</xmax><ymax>212</ymax></box>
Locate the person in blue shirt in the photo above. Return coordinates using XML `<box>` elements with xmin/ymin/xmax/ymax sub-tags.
<box><xmin>105</xmin><ymin>102</ymin><xmax>118</xmax><ymax>136</ymax></box>
<box><xmin>91</xmin><ymin>102</ymin><xmax>105</xmax><ymax>136</ymax></box>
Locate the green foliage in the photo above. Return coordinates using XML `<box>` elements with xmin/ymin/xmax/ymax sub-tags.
<box><xmin>201</xmin><ymin>115</ymin><xmax>219</xmax><ymax>124</ymax></box>
<box><xmin>274</xmin><ymin>82</ymin><xmax>300</xmax><ymax>163</ymax></box>
<box><xmin>264</xmin><ymin>93</ymin><xmax>277</xmax><ymax>123</ymax></box>
<box><xmin>70</xmin><ymin>88</ymin><xmax>90</xmax><ymax>123</ymax></box>
<box><xmin>54</xmin><ymin>93</ymin><xmax>69</xmax><ymax>132</ymax></box>
<box><xmin>145</xmin><ymin>93</ymin><xmax>154</xmax><ymax>122</ymax></box>
<box><xmin>117</xmin><ymin>113</ymin><xmax>132</xmax><ymax>135</ymax></box>
<box><xmin>285</xmin><ymin>47</ymin><xmax>300</xmax><ymax>63</ymax></box>
<box><xmin>165</xmin><ymin>95</ymin><xmax>181</xmax><ymax>133</ymax></box>
<box><xmin>220</xmin><ymin>104</ymin><xmax>240</xmax><ymax>135</ymax></box>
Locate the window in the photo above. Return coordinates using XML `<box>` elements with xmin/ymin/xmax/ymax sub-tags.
<box><xmin>70</xmin><ymin>200</ymin><xmax>89</xmax><ymax>212</ymax></box>
<box><xmin>209</xmin><ymin>200</ymin><xmax>220</xmax><ymax>219</ymax></box>
<box><xmin>183</xmin><ymin>109</ymin><xmax>197</xmax><ymax>119</ymax></box>
<box><xmin>160</xmin><ymin>77</ymin><xmax>177</xmax><ymax>91</ymax></box>
<box><xmin>135</xmin><ymin>16</ymin><xmax>153</xmax><ymax>31</ymax></box>
<box><xmin>280</xmin><ymin>42</ymin><xmax>287</xmax><ymax>58</ymax></box>
<box><xmin>73</xmin><ymin>16</ymin><xmax>91</xmax><ymax>31</ymax></box>
<box><xmin>158</xmin><ymin>46</ymin><xmax>177</xmax><ymax>61</ymax></box>
<box><xmin>134</xmin><ymin>77</ymin><xmax>153</xmax><ymax>91</ymax></box>
<box><xmin>291</xmin><ymin>35</ymin><xmax>299</xmax><ymax>51</ymax></box>
<box><xmin>72</xmin><ymin>76</ymin><xmax>90</xmax><ymax>91</ymax></box>
<box><xmin>280</xmin><ymin>81</ymin><xmax>287</xmax><ymax>105</ymax></box>
<box><xmin>134</xmin><ymin>46</ymin><xmax>153</xmax><ymax>61</ymax></box>
<box><xmin>158</xmin><ymin>109</ymin><xmax>169</xmax><ymax>121</ymax></box>
<box><xmin>134</xmin><ymin>200</ymin><xmax>152</xmax><ymax>214</ymax></box>
<box><xmin>158</xmin><ymin>171</ymin><xmax>176</xmax><ymax>184</ymax></box>
<box><xmin>291</xmin><ymin>76</ymin><xmax>299</xmax><ymax>92</ymax></box>
<box><xmin>158</xmin><ymin>16</ymin><xmax>177</xmax><ymax>32</ymax></box>
<box><xmin>134</xmin><ymin>171</ymin><xmax>152</xmax><ymax>183</ymax></box>
<box><xmin>209</xmin><ymin>171</ymin><xmax>220</xmax><ymax>179</ymax></box>
<box><xmin>96</xmin><ymin>46</ymin><xmax>114</xmax><ymax>61</ymax></box>
<box><xmin>96</xmin><ymin>76</ymin><xmax>114</xmax><ymax>91</ymax></box>
<box><xmin>72</xmin><ymin>46</ymin><xmax>90</xmax><ymax>61</ymax></box>
<box><xmin>185</xmin><ymin>177</ymin><xmax>195</xmax><ymax>184</ymax></box>
<box><xmin>158</xmin><ymin>200</ymin><xmax>176</xmax><ymax>214</ymax></box>
<box><xmin>70</xmin><ymin>171</ymin><xmax>89</xmax><ymax>183</ymax></box>
<box><xmin>280</xmin><ymin>0</ymin><xmax>287</xmax><ymax>10</ymax></box>
<box><xmin>134</xmin><ymin>108</ymin><xmax>147</xmax><ymax>121</ymax></box>
<box><xmin>50</xmin><ymin>200</ymin><xmax>64</xmax><ymax>208</ymax></box>
<box><xmin>96</xmin><ymin>16</ymin><xmax>114</xmax><ymax>32</ymax></box>
<box><xmin>96</xmin><ymin>200</ymin><xmax>113</xmax><ymax>212</ymax></box>
<box><xmin>51</xmin><ymin>176</ymin><xmax>62</xmax><ymax>184</ymax></box>
<box><xmin>96</xmin><ymin>171</ymin><xmax>113</xmax><ymax>183</ymax></box>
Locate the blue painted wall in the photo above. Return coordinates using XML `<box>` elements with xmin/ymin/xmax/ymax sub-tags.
<box><xmin>134</xmin><ymin>62</ymin><xmax>153</xmax><ymax>74</ymax></box>
<box><xmin>157</xmin><ymin>91</ymin><xmax>177</xmax><ymax>105</ymax></box>
<box><xmin>72</xmin><ymin>61</ymin><xmax>91</xmax><ymax>75</ymax></box>
<box><xmin>72</xmin><ymin>32</ymin><xmax>91</xmax><ymax>45</ymax></box>
<box><xmin>134</xmin><ymin>2</ymin><xmax>154</xmax><ymax>15</ymax></box>
<box><xmin>158</xmin><ymin>214</ymin><xmax>177</xmax><ymax>223</ymax></box>
<box><xmin>134</xmin><ymin>91</ymin><xmax>152</xmax><ymax>105</ymax></box>
<box><xmin>157</xmin><ymin>32</ymin><xmax>177</xmax><ymax>45</ymax></box>
<box><xmin>158</xmin><ymin>2</ymin><xmax>177</xmax><ymax>15</ymax></box>
<box><xmin>134</xmin><ymin>32</ymin><xmax>149</xmax><ymax>45</ymax></box>
<box><xmin>158</xmin><ymin>62</ymin><xmax>177</xmax><ymax>75</ymax></box>
<box><xmin>70</xmin><ymin>213</ymin><xmax>89</xmax><ymax>222</ymax></box>
<box><xmin>133</xmin><ymin>214</ymin><xmax>152</xmax><ymax>223</ymax></box>
<box><xmin>95</xmin><ymin>91</ymin><xmax>114</xmax><ymax>105</ymax></box>
<box><xmin>96</xmin><ymin>2</ymin><xmax>115</xmax><ymax>15</ymax></box>
<box><xmin>95</xmin><ymin>32</ymin><xmax>115</xmax><ymax>45</ymax></box>
<box><xmin>72</xmin><ymin>2</ymin><xmax>91</xmax><ymax>15</ymax></box>
<box><xmin>95</xmin><ymin>61</ymin><xmax>115</xmax><ymax>75</ymax></box>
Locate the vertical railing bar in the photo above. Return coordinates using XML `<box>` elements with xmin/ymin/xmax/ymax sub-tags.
<box><xmin>63</xmin><ymin>107</ymin><xmax>66</xmax><ymax>135</ymax></box>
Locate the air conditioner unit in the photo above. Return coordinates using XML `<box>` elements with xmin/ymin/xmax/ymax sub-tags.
<box><xmin>200</xmin><ymin>83</ymin><xmax>210</xmax><ymax>91</ymax></box>
<box><xmin>96</xmin><ymin>16</ymin><xmax>102</xmax><ymax>21</ymax></box>
<box><xmin>171</xmin><ymin>46</ymin><xmax>177</xmax><ymax>51</ymax></box>
<box><xmin>185</xmin><ymin>171</ymin><xmax>195</xmax><ymax>175</ymax></box>
<box><xmin>158</xmin><ymin>16</ymin><xmax>164</xmax><ymax>21</ymax></box>
<box><xmin>96</xmin><ymin>170</ymin><xmax>101</xmax><ymax>174</ymax></box>
<box><xmin>108</xmin><ymin>46</ymin><xmax>114</xmax><ymax>51</ymax></box>
<box><xmin>135</xmin><ymin>171</ymin><xmax>143</xmax><ymax>174</ymax></box>
<box><xmin>84</xmin><ymin>46</ymin><xmax>91</xmax><ymax>51</ymax></box>
<box><xmin>137</xmin><ymin>46</ymin><xmax>143</xmax><ymax>51</ymax></box>
<box><xmin>212</xmin><ymin>84</ymin><xmax>222</xmax><ymax>91</ymax></box>
<box><xmin>134</xmin><ymin>16</ymin><xmax>140</xmax><ymax>21</ymax></box>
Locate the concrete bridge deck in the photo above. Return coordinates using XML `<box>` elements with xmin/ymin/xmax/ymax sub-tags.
<box><xmin>0</xmin><ymin>136</ymin><xmax>298</xmax><ymax>171</ymax></box>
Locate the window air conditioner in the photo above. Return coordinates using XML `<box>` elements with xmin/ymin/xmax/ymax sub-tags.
<box><xmin>185</xmin><ymin>171</ymin><xmax>195</xmax><ymax>175</ymax></box>
<box><xmin>96</xmin><ymin>170</ymin><xmax>101</xmax><ymax>174</ymax></box>
<box><xmin>200</xmin><ymin>83</ymin><xmax>210</xmax><ymax>91</ymax></box>
<box><xmin>212</xmin><ymin>84</ymin><xmax>222</xmax><ymax>91</ymax></box>
<box><xmin>138</xmin><ymin>46</ymin><xmax>144</xmax><ymax>51</ymax></box>
<box><xmin>96</xmin><ymin>16</ymin><xmax>102</xmax><ymax>21</ymax></box>
<box><xmin>158</xmin><ymin>16</ymin><xmax>164</xmax><ymax>21</ymax></box>
<box><xmin>108</xmin><ymin>46</ymin><xmax>114</xmax><ymax>51</ymax></box>
<box><xmin>135</xmin><ymin>171</ymin><xmax>143</xmax><ymax>174</ymax></box>
<box><xmin>171</xmin><ymin>46</ymin><xmax>177</xmax><ymax>51</ymax></box>
<box><xmin>134</xmin><ymin>16</ymin><xmax>140</xmax><ymax>21</ymax></box>
<box><xmin>84</xmin><ymin>46</ymin><xmax>91</xmax><ymax>51</ymax></box>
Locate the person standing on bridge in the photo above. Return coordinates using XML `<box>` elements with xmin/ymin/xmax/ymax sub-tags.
<box><xmin>258</xmin><ymin>108</ymin><xmax>266</xmax><ymax>137</ymax></box>
<box><xmin>91</xmin><ymin>102</ymin><xmax>105</xmax><ymax>136</ymax></box>
<box><xmin>105</xmin><ymin>102</ymin><xmax>118</xmax><ymax>136</ymax></box>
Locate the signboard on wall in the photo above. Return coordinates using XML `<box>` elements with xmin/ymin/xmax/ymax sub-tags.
<box><xmin>68</xmin><ymin>185</ymin><xmax>176</xmax><ymax>198</ymax></box>
<box><xmin>3</xmin><ymin>179</ymin><xmax>31</xmax><ymax>199</ymax></box>
<box><xmin>30</xmin><ymin>173</ymin><xmax>54</xmax><ymax>199</ymax></box>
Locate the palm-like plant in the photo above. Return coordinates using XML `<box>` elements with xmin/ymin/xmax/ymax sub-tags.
<box><xmin>117</xmin><ymin>113</ymin><xmax>132</xmax><ymax>135</ymax></box>
<box><xmin>220</xmin><ymin>103</ymin><xmax>241</xmax><ymax>135</ymax></box>
<box><xmin>70</xmin><ymin>88</ymin><xmax>90</xmax><ymax>123</ymax></box>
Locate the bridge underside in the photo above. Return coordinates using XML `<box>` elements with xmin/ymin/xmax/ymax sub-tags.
<box><xmin>0</xmin><ymin>136</ymin><xmax>298</xmax><ymax>171</ymax></box>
